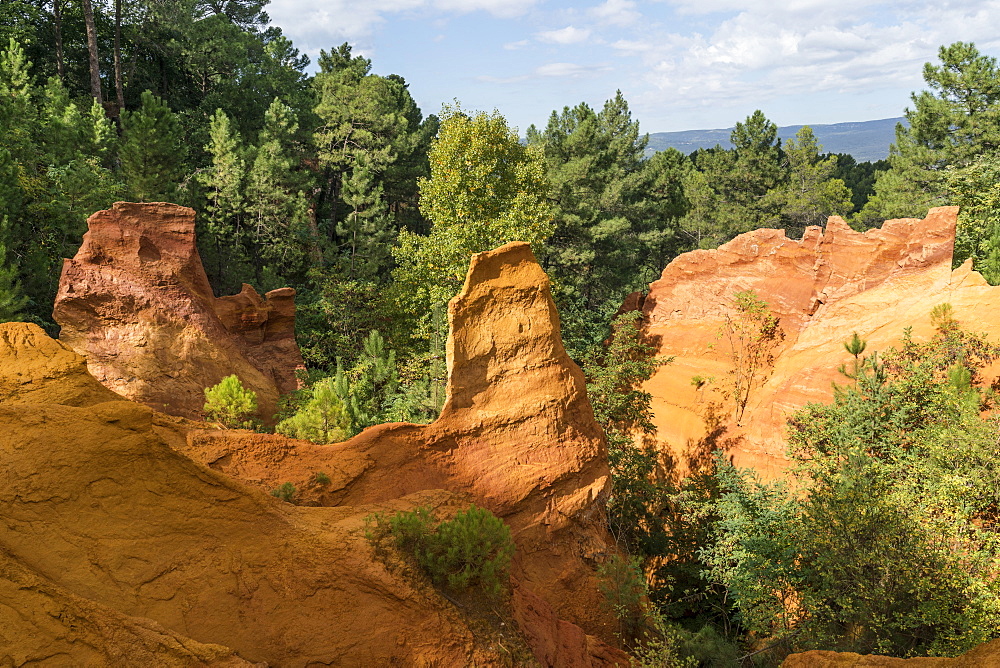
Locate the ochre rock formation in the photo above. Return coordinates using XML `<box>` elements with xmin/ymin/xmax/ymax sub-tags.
<box><xmin>177</xmin><ymin>242</ymin><xmax>624</xmax><ymax>663</ymax></box>
<box><xmin>781</xmin><ymin>638</ymin><xmax>1000</xmax><ymax>666</ymax></box>
<box><xmin>52</xmin><ymin>202</ymin><xmax>304</xmax><ymax>422</ymax></box>
<box><xmin>639</xmin><ymin>207</ymin><xmax>1000</xmax><ymax>478</ymax></box>
<box><xmin>2</xmin><ymin>241</ymin><xmax>626</xmax><ymax>666</ymax></box>
<box><xmin>0</xmin><ymin>319</ymin><xmax>121</xmax><ymax>407</ymax></box>
<box><xmin>0</xmin><ymin>547</ymin><xmax>259</xmax><ymax>668</ymax></box>
<box><xmin>0</xmin><ymin>323</ymin><xmax>516</xmax><ymax>665</ymax></box>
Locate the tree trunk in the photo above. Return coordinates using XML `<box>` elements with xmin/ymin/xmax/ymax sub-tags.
<box><xmin>53</xmin><ymin>0</ymin><xmax>65</xmax><ymax>81</ymax></box>
<box><xmin>81</xmin><ymin>0</ymin><xmax>103</xmax><ymax>104</ymax></box>
<box><xmin>114</xmin><ymin>0</ymin><xmax>124</xmax><ymax>111</ymax></box>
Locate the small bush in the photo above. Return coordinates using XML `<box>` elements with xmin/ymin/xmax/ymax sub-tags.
<box><xmin>366</xmin><ymin>504</ymin><xmax>515</xmax><ymax>598</ymax></box>
<box><xmin>204</xmin><ymin>374</ymin><xmax>257</xmax><ymax>428</ymax></box>
<box><xmin>271</xmin><ymin>482</ymin><xmax>296</xmax><ymax>502</ymax></box>
<box><xmin>275</xmin><ymin>376</ymin><xmax>350</xmax><ymax>444</ymax></box>
<box><xmin>422</xmin><ymin>505</ymin><xmax>515</xmax><ymax>596</ymax></box>
<box><xmin>312</xmin><ymin>471</ymin><xmax>331</xmax><ymax>486</ymax></box>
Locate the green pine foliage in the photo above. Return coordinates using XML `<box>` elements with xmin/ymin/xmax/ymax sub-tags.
<box><xmin>776</xmin><ymin>127</ymin><xmax>853</xmax><ymax>237</ymax></box>
<box><xmin>270</xmin><ymin>482</ymin><xmax>296</xmax><ymax>502</ymax></box>
<box><xmin>528</xmin><ymin>92</ymin><xmax>687</xmax><ymax>355</ymax></box>
<box><xmin>277</xmin><ymin>330</ymin><xmax>402</xmax><ymax>441</ymax></box>
<box><xmin>950</xmin><ymin>153</ymin><xmax>1000</xmax><ymax>283</ymax></box>
<box><xmin>366</xmin><ymin>504</ymin><xmax>515</xmax><ymax>598</ymax></box>
<box><xmin>246</xmin><ymin>98</ymin><xmax>316</xmax><ymax>286</ymax></box>
<box><xmin>197</xmin><ymin>107</ymin><xmax>250</xmax><ymax>291</ymax></box>
<box><xmin>0</xmin><ymin>37</ymin><xmax>123</xmax><ymax>326</ymax></box>
<box><xmin>203</xmin><ymin>374</ymin><xmax>258</xmax><ymax>428</ymax></box>
<box><xmin>584</xmin><ymin>311</ymin><xmax>671</xmax><ymax>556</ymax></box>
<box><xmin>275</xmin><ymin>375</ymin><xmax>350</xmax><ymax>444</ymax></box>
<box><xmin>120</xmin><ymin>91</ymin><xmax>186</xmax><ymax>202</ymax></box>
<box><xmin>859</xmin><ymin>42</ymin><xmax>1000</xmax><ymax>229</ymax></box>
<box><xmin>337</xmin><ymin>152</ymin><xmax>395</xmax><ymax>281</ymax></box>
<box><xmin>0</xmin><ymin>216</ymin><xmax>26</xmax><ymax>322</ymax></box>
<box><xmin>680</xmin><ymin>110</ymin><xmax>786</xmax><ymax>249</ymax></box>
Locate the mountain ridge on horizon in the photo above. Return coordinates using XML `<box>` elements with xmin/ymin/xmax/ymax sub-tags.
<box><xmin>647</xmin><ymin>116</ymin><xmax>906</xmax><ymax>162</ymax></box>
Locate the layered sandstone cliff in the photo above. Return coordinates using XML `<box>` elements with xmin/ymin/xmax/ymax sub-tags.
<box><xmin>52</xmin><ymin>202</ymin><xmax>304</xmax><ymax>422</ymax></box>
<box><xmin>178</xmin><ymin>242</ymin><xmax>623</xmax><ymax>659</ymax></box>
<box><xmin>2</xmin><ymin>241</ymin><xmax>625</xmax><ymax>666</ymax></box>
<box><xmin>639</xmin><ymin>207</ymin><xmax>1000</xmax><ymax>478</ymax></box>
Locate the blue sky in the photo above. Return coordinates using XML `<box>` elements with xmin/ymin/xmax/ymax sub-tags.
<box><xmin>266</xmin><ymin>0</ymin><xmax>1000</xmax><ymax>135</ymax></box>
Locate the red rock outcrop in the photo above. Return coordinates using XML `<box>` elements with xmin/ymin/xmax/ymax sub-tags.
<box><xmin>639</xmin><ymin>207</ymin><xmax>1000</xmax><ymax>478</ymax></box>
<box><xmin>3</xmin><ymin>241</ymin><xmax>627</xmax><ymax>666</ymax></box>
<box><xmin>176</xmin><ymin>242</ymin><xmax>625</xmax><ymax>663</ymax></box>
<box><xmin>52</xmin><ymin>202</ymin><xmax>304</xmax><ymax>422</ymax></box>
<box><xmin>781</xmin><ymin>638</ymin><xmax>1000</xmax><ymax>666</ymax></box>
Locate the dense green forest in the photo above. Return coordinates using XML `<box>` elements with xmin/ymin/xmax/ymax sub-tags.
<box><xmin>2</xmin><ymin>1</ymin><xmax>1000</xmax><ymax>663</ymax></box>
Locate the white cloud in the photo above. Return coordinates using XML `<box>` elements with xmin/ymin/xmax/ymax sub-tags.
<box><xmin>504</xmin><ymin>39</ymin><xmax>530</xmax><ymax>50</ymax></box>
<box><xmin>619</xmin><ymin>0</ymin><xmax>1000</xmax><ymax>126</ymax></box>
<box><xmin>588</xmin><ymin>0</ymin><xmax>641</xmax><ymax>26</ymax></box>
<box><xmin>477</xmin><ymin>62</ymin><xmax>611</xmax><ymax>83</ymax></box>
<box><xmin>534</xmin><ymin>62</ymin><xmax>610</xmax><ymax>77</ymax></box>
<box><xmin>610</xmin><ymin>39</ymin><xmax>654</xmax><ymax>54</ymax></box>
<box><xmin>267</xmin><ymin>0</ymin><xmax>540</xmax><ymax>53</ymax></box>
<box><xmin>432</xmin><ymin>0</ymin><xmax>538</xmax><ymax>18</ymax></box>
<box><xmin>535</xmin><ymin>26</ymin><xmax>592</xmax><ymax>45</ymax></box>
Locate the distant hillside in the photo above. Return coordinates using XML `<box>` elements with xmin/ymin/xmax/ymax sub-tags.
<box><xmin>647</xmin><ymin>117</ymin><xmax>906</xmax><ymax>163</ymax></box>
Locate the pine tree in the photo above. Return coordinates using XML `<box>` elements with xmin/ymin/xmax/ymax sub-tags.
<box><xmin>198</xmin><ymin>107</ymin><xmax>247</xmax><ymax>291</ymax></box>
<box><xmin>528</xmin><ymin>92</ymin><xmax>684</xmax><ymax>353</ymax></box>
<box><xmin>337</xmin><ymin>152</ymin><xmax>394</xmax><ymax>280</ymax></box>
<box><xmin>776</xmin><ymin>126</ymin><xmax>853</xmax><ymax>237</ymax></box>
<box><xmin>680</xmin><ymin>110</ymin><xmax>788</xmax><ymax>248</ymax></box>
<box><xmin>859</xmin><ymin>42</ymin><xmax>1000</xmax><ymax>226</ymax></box>
<box><xmin>245</xmin><ymin>98</ymin><xmax>315</xmax><ymax>285</ymax></box>
<box><xmin>0</xmin><ymin>37</ymin><xmax>35</xmax><ymax>160</ymax></box>
<box><xmin>0</xmin><ymin>216</ymin><xmax>27</xmax><ymax>322</ymax></box>
<box><xmin>120</xmin><ymin>90</ymin><xmax>186</xmax><ymax>202</ymax></box>
<box><xmin>0</xmin><ymin>148</ymin><xmax>26</xmax><ymax>321</ymax></box>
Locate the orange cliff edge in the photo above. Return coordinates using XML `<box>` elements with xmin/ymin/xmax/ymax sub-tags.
<box><xmin>1</xmin><ymin>202</ymin><xmax>628</xmax><ymax>666</ymax></box>
<box><xmin>636</xmin><ymin>206</ymin><xmax>1000</xmax><ymax>480</ymax></box>
<box><xmin>53</xmin><ymin>202</ymin><xmax>304</xmax><ymax>423</ymax></box>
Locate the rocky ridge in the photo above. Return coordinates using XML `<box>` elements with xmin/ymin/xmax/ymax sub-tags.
<box><xmin>178</xmin><ymin>242</ymin><xmax>621</xmax><ymax>650</ymax></box>
<box><xmin>52</xmin><ymin>202</ymin><xmax>304</xmax><ymax>422</ymax></box>
<box><xmin>636</xmin><ymin>207</ymin><xmax>1000</xmax><ymax>478</ymax></box>
<box><xmin>2</xmin><ymin>223</ymin><xmax>624</xmax><ymax>665</ymax></box>
<box><xmin>781</xmin><ymin>638</ymin><xmax>1000</xmax><ymax>666</ymax></box>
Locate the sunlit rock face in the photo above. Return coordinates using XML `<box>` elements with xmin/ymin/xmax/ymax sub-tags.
<box><xmin>53</xmin><ymin>202</ymin><xmax>303</xmax><ymax>422</ymax></box>
<box><xmin>7</xmin><ymin>237</ymin><xmax>628</xmax><ymax>666</ymax></box>
<box><xmin>178</xmin><ymin>242</ymin><xmax>624</xmax><ymax>659</ymax></box>
<box><xmin>638</xmin><ymin>207</ymin><xmax>1000</xmax><ymax>479</ymax></box>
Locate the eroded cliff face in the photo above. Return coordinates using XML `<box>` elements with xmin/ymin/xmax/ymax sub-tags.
<box><xmin>178</xmin><ymin>243</ymin><xmax>622</xmax><ymax>660</ymax></box>
<box><xmin>52</xmin><ymin>202</ymin><xmax>304</xmax><ymax>422</ymax></box>
<box><xmin>3</xmin><ymin>240</ymin><xmax>625</xmax><ymax>666</ymax></box>
<box><xmin>639</xmin><ymin>206</ymin><xmax>1000</xmax><ymax>478</ymax></box>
